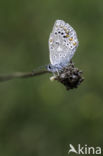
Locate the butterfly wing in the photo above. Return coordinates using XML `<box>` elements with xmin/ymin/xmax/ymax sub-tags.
<box><xmin>48</xmin><ymin>20</ymin><xmax>79</xmax><ymax>67</ymax></box>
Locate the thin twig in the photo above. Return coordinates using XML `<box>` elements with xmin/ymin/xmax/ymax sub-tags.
<box><xmin>0</xmin><ymin>62</ymin><xmax>84</xmax><ymax>91</ymax></box>
<box><xmin>0</xmin><ymin>70</ymin><xmax>50</xmax><ymax>82</ymax></box>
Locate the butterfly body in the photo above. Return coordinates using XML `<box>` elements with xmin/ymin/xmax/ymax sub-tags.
<box><xmin>47</xmin><ymin>20</ymin><xmax>79</xmax><ymax>73</ymax></box>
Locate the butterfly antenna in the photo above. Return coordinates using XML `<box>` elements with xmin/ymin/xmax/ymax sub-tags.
<box><xmin>32</xmin><ymin>64</ymin><xmax>49</xmax><ymax>73</ymax></box>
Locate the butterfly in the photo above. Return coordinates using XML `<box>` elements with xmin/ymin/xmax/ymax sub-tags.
<box><xmin>47</xmin><ymin>20</ymin><xmax>79</xmax><ymax>73</ymax></box>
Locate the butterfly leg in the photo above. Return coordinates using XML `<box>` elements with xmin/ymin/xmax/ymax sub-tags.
<box><xmin>55</xmin><ymin>69</ymin><xmax>60</xmax><ymax>76</ymax></box>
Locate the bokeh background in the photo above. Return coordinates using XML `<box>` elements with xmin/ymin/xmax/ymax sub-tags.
<box><xmin>0</xmin><ymin>0</ymin><xmax>103</xmax><ymax>156</ymax></box>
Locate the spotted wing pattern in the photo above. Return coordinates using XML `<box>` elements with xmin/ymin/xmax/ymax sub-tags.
<box><xmin>48</xmin><ymin>20</ymin><xmax>79</xmax><ymax>67</ymax></box>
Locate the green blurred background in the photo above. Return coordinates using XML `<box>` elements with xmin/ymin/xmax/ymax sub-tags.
<box><xmin>0</xmin><ymin>0</ymin><xmax>103</xmax><ymax>155</ymax></box>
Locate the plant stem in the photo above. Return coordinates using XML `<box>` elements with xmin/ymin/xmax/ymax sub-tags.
<box><xmin>0</xmin><ymin>70</ymin><xmax>50</xmax><ymax>82</ymax></box>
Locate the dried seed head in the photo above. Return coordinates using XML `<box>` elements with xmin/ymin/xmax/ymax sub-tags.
<box><xmin>52</xmin><ymin>61</ymin><xmax>84</xmax><ymax>90</ymax></box>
